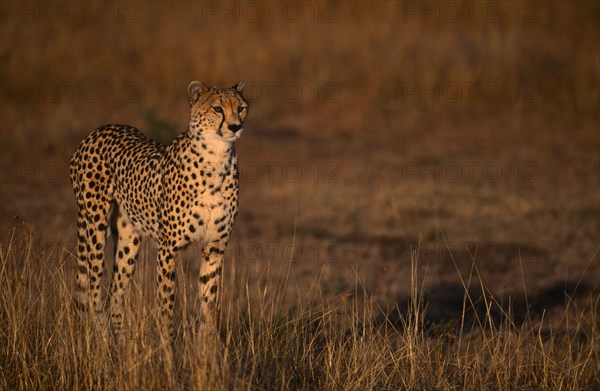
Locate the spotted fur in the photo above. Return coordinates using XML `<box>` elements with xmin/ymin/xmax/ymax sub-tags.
<box><xmin>70</xmin><ymin>81</ymin><xmax>248</xmax><ymax>340</ymax></box>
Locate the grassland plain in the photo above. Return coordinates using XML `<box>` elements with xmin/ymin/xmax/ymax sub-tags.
<box><xmin>0</xmin><ymin>1</ymin><xmax>599</xmax><ymax>390</ymax></box>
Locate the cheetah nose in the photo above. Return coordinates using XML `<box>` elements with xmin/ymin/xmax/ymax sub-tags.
<box><xmin>228</xmin><ymin>123</ymin><xmax>242</xmax><ymax>132</ymax></box>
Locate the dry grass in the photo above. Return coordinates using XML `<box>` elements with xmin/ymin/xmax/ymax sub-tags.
<box><xmin>1</xmin><ymin>1</ymin><xmax>599</xmax><ymax>390</ymax></box>
<box><xmin>0</xmin><ymin>225</ymin><xmax>598</xmax><ymax>391</ymax></box>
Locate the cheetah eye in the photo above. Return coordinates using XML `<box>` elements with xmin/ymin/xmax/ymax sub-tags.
<box><xmin>238</xmin><ymin>106</ymin><xmax>247</xmax><ymax>114</ymax></box>
<box><xmin>212</xmin><ymin>106</ymin><xmax>223</xmax><ymax>114</ymax></box>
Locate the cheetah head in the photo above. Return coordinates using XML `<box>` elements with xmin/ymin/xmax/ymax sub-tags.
<box><xmin>188</xmin><ymin>81</ymin><xmax>248</xmax><ymax>143</ymax></box>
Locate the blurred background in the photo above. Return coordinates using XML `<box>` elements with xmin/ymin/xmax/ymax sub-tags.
<box><xmin>1</xmin><ymin>1</ymin><xmax>598</xmax><ymax>321</ymax></box>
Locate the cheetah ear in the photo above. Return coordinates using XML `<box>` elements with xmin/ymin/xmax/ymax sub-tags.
<box><xmin>231</xmin><ymin>81</ymin><xmax>246</xmax><ymax>95</ymax></box>
<box><xmin>188</xmin><ymin>81</ymin><xmax>204</xmax><ymax>106</ymax></box>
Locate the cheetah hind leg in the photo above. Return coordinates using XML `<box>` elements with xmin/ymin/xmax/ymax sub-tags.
<box><xmin>80</xmin><ymin>201</ymin><xmax>111</xmax><ymax>321</ymax></box>
<box><xmin>75</xmin><ymin>210</ymin><xmax>90</xmax><ymax>312</ymax></box>
<box><xmin>108</xmin><ymin>202</ymin><xmax>142</xmax><ymax>342</ymax></box>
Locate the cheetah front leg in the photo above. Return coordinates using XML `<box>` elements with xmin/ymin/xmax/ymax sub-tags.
<box><xmin>197</xmin><ymin>240</ymin><xmax>225</xmax><ymax>335</ymax></box>
<box><xmin>154</xmin><ymin>245</ymin><xmax>178</xmax><ymax>375</ymax></box>
<box><xmin>157</xmin><ymin>246</ymin><xmax>177</xmax><ymax>342</ymax></box>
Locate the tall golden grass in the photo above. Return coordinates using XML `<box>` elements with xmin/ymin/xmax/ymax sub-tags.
<box><xmin>1</xmin><ymin>225</ymin><xmax>597</xmax><ymax>390</ymax></box>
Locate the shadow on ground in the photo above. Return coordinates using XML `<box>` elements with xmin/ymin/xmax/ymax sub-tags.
<box><xmin>377</xmin><ymin>279</ymin><xmax>595</xmax><ymax>341</ymax></box>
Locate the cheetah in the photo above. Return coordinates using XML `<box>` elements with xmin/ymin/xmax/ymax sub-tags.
<box><xmin>69</xmin><ymin>81</ymin><xmax>248</xmax><ymax>341</ymax></box>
